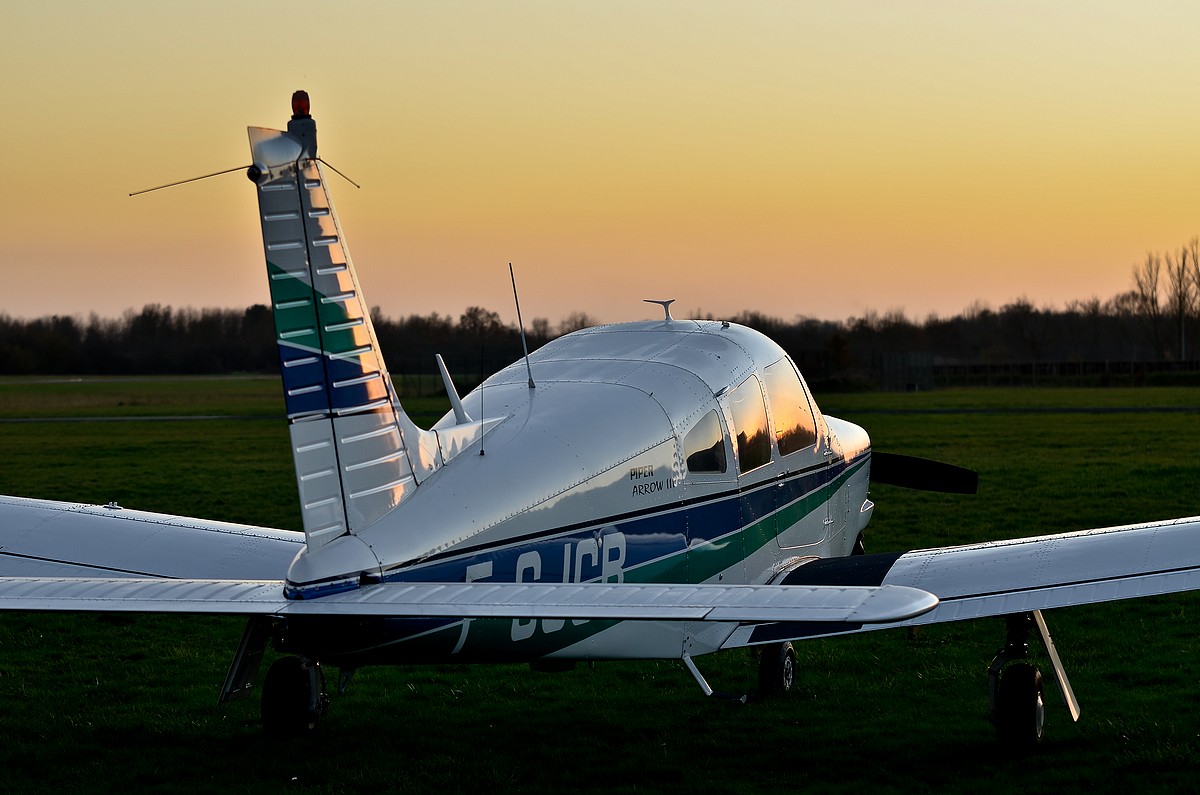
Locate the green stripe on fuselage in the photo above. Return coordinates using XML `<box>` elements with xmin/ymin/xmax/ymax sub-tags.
<box><xmin>349</xmin><ymin>459</ymin><xmax>867</xmax><ymax>663</ymax></box>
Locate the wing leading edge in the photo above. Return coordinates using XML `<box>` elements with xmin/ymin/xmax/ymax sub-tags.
<box><xmin>0</xmin><ymin>577</ymin><xmax>937</xmax><ymax>625</ymax></box>
<box><xmin>724</xmin><ymin>515</ymin><xmax>1200</xmax><ymax>648</ymax></box>
<box><xmin>8</xmin><ymin>499</ymin><xmax>1198</xmax><ymax>650</ymax></box>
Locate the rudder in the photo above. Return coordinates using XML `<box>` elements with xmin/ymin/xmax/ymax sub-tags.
<box><xmin>247</xmin><ymin>93</ymin><xmax>439</xmax><ymax>550</ymax></box>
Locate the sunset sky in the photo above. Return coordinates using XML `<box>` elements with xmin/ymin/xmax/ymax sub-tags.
<box><xmin>3</xmin><ymin>2</ymin><xmax>1199</xmax><ymax>328</ymax></box>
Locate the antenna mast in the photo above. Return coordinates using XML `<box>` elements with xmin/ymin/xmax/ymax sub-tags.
<box><xmin>510</xmin><ymin>263</ymin><xmax>536</xmax><ymax>389</ymax></box>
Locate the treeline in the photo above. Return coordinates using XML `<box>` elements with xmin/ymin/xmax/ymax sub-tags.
<box><xmin>0</xmin><ymin>297</ymin><xmax>1186</xmax><ymax>382</ymax></box>
<box><xmin>0</xmin><ymin>304</ymin><xmax>577</xmax><ymax>381</ymax></box>
<box><xmin>0</xmin><ymin>306</ymin><xmax>279</xmax><ymax>375</ymax></box>
<box><xmin>3</xmin><ymin>238</ymin><xmax>1199</xmax><ymax>388</ymax></box>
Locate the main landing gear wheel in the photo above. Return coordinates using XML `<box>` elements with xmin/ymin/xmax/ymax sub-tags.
<box><xmin>993</xmin><ymin>662</ymin><xmax>1045</xmax><ymax>748</ymax></box>
<box><xmin>757</xmin><ymin>641</ymin><xmax>796</xmax><ymax>697</ymax></box>
<box><xmin>988</xmin><ymin>614</ymin><xmax>1048</xmax><ymax>749</ymax></box>
<box><xmin>261</xmin><ymin>656</ymin><xmax>328</xmax><ymax>737</ymax></box>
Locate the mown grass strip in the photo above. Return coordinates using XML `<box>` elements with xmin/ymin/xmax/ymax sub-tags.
<box><xmin>0</xmin><ymin>380</ymin><xmax>1197</xmax><ymax>793</ymax></box>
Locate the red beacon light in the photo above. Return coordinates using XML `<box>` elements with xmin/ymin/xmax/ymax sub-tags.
<box><xmin>291</xmin><ymin>90</ymin><xmax>311</xmax><ymax>118</ymax></box>
<box><xmin>286</xmin><ymin>91</ymin><xmax>318</xmax><ymax>158</ymax></box>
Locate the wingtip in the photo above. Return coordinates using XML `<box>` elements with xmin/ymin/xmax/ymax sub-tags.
<box><xmin>849</xmin><ymin>585</ymin><xmax>940</xmax><ymax>624</ymax></box>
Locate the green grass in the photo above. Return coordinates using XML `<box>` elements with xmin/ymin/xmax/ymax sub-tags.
<box><xmin>826</xmin><ymin>385</ymin><xmax>1200</xmax><ymax>413</ymax></box>
<box><xmin>0</xmin><ymin>375</ymin><xmax>286</xmax><ymax>418</ymax></box>
<box><xmin>1</xmin><ymin>381</ymin><xmax>1199</xmax><ymax>793</ymax></box>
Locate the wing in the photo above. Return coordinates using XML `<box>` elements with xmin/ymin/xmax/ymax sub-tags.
<box><xmin>723</xmin><ymin>514</ymin><xmax>1200</xmax><ymax>648</ymax></box>
<box><xmin>0</xmin><ymin>492</ymin><xmax>937</xmax><ymax>625</ymax></box>
<box><xmin>0</xmin><ymin>576</ymin><xmax>938</xmax><ymax>625</ymax></box>
<box><xmin>0</xmin><ymin>494</ymin><xmax>936</xmax><ymax>624</ymax></box>
<box><xmin>0</xmin><ymin>495</ymin><xmax>302</xmax><ymax>580</ymax></box>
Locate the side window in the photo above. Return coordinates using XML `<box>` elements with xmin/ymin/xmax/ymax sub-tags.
<box><xmin>728</xmin><ymin>376</ymin><xmax>771</xmax><ymax>473</ymax></box>
<box><xmin>683</xmin><ymin>410</ymin><xmax>727</xmax><ymax>474</ymax></box>
<box><xmin>763</xmin><ymin>358</ymin><xmax>818</xmax><ymax>456</ymax></box>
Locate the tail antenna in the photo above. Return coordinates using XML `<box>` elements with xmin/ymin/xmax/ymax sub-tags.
<box><xmin>509</xmin><ymin>263</ymin><xmax>536</xmax><ymax>389</ymax></box>
<box><xmin>130</xmin><ymin>159</ymin><xmax>358</xmax><ymax>197</ymax></box>
<box><xmin>316</xmin><ymin>158</ymin><xmax>361</xmax><ymax>189</ymax></box>
<box><xmin>129</xmin><ymin>164</ymin><xmax>251</xmax><ymax>197</ymax></box>
<box><xmin>435</xmin><ymin>353</ymin><xmax>472</xmax><ymax>425</ymax></box>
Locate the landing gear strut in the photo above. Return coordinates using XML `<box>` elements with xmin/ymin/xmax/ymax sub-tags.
<box><xmin>987</xmin><ymin>611</ymin><xmax>1081</xmax><ymax>748</ymax></box>
<box><xmin>261</xmin><ymin>656</ymin><xmax>328</xmax><ymax>736</ymax></box>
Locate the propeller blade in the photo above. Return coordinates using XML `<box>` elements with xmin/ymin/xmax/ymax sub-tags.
<box><xmin>871</xmin><ymin>451</ymin><xmax>978</xmax><ymax>494</ymax></box>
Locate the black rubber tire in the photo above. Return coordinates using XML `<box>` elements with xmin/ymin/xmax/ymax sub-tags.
<box><xmin>261</xmin><ymin>656</ymin><xmax>325</xmax><ymax>737</ymax></box>
<box><xmin>757</xmin><ymin>641</ymin><xmax>796</xmax><ymax>697</ymax></box>
<box><xmin>994</xmin><ymin>662</ymin><xmax>1045</xmax><ymax>748</ymax></box>
<box><xmin>851</xmin><ymin>534</ymin><xmax>866</xmax><ymax>556</ymax></box>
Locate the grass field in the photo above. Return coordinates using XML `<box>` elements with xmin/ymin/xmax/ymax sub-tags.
<box><xmin>1</xmin><ymin>378</ymin><xmax>1198</xmax><ymax>793</ymax></box>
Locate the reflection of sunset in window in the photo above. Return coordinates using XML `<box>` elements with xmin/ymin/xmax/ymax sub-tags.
<box><xmin>763</xmin><ymin>359</ymin><xmax>817</xmax><ymax>456</ymax></box>
<box><xmin>683</xmin><ymin>410</ymin><xmax>726</xmax><ymax>474</ymax></box>
<box><xmin>728</xmin><ymin>376</ymin><xmax>770</xmax><ymax>473</ymax></box>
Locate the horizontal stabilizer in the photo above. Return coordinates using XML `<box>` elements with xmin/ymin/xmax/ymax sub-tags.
<box><xmin>0</xmin><ymin>578</ymin><xmax>937</xmax><ymax>624</ymax></box>
<box><xmin>0</xmin><ymin>577</ymin><xmax>287</xmax><ymax>614</ymax></box>
<box><xmin>0</xmin><ymin>495</ymin><xmax>301</xmax><ymax>580</ymax></box>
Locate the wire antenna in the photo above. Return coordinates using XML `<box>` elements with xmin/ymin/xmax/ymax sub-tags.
<box><xmin>479</xmin><ymin>347</ymin><xmax>487</xmax><ymax>456</ymax></box>
<box><xmin>129</xmin><ymin>164</ymin><xmax>251</xmax><ymax>197</ymax></box>
<box><xmin>131</xmin><ymin>157</ymin><xmax>358</xmax><ymax>198</ymax></box>
<box><xmin>510</xmin><ymin>263</ymin><xmax>536</xmax><ymax>389</ymax></box>
<box><xmin>317</xmin><ymin>158</ymin><xmax>361</xmax><ymax>189</ymax></box>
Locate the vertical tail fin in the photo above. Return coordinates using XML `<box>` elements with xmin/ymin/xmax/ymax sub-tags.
<box><xmin>248</xmin><ymin>94</ymin><xmax>440</xmax><ymax>550</ymax></box>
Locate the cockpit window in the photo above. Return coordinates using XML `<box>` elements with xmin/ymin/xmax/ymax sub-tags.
<box><xmin>728</xmin><ymin>375</ymin><xmax>771</xmax><ymax>473</ymax></box>
<box><xmin>684</xmin><ymin>410</ymin><xmax>726</xmax><ymax>473</ymax></box>
<box><xmin>763</xmin><ymin>358</ymin><xmax>818</xmax><ymax>456</ymax></box>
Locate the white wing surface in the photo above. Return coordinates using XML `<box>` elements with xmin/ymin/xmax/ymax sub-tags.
<box><xmin>0</xmin><ymin>577</ymin><xmax>937</xmax><ymax>624</ymax></box>
<box><xmin>723</xmin><ymin>515</ymin><xmax>1200</xmax><ymax>647</ymax></box>
<box><xmin>0</xmin><ymin>495</ymin><xmax>302</xmax><ymax>580</ymax></box>
<box><xmin>887</xmin><ymin>516</ymin><xmax>1200</xmax><ymax>625</ymax></box>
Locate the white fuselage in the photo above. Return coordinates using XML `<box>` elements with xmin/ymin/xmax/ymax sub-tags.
<box><xmin>280</xmin><ymin>319</ymin><xmax>874</xmax><ymax>665</ymax></box>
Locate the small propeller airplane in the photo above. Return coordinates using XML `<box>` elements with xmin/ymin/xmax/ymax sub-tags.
<box><xmin>2</xmin><ymin>92</ymin><xmax>1199</xmax><ymax>747</ymax></box>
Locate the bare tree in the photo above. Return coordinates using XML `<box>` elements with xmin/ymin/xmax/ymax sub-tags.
<box><xmin>558</xmin><ymin>311</ymin><xmax>598</xmax><ymax>335</ymax></box>
<box><xmin>458</xmin><ymin>306</ymin><xmax>504</xmax><ymax>337</ymax></box>
<box><xmin>529</xmin><ymin>317</ymin><xmax>551</xmax><ymax>345</ymax></box>
<box><xmin>1190</xmin><ymin>237</ymin><xmax>1200</xmax><ymax>360</ymax></box>
<box><xmin>1065</xmin><ymin>296</ymin><xmax>1104</xmax><ymax>358</ymax></box>
<box><xmin>1000</xmin><ymin>297</ymin><xmax>1048</xmax><ymax>361</ymax></box>
<box><xmin>1190</xmin><ymin>238</ymin><xmax>1200</xmax><ymax>294</ymax></box>
<box><xmin>1166</xmin><ymin>246</ymin><xmax>1197</xmax><ymax>360</ymax></box>
<box><xmin>1103</xmin><ymin>290</ymin><xmax>1139</xmax><ymax>318</ymax></box>
<box><xmin>1132</xmin><ymin>253</ymin><xmax>1167</xmax><ymax>360</ymax></box>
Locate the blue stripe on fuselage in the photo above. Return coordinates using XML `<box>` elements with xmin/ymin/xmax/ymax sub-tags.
<box><xmin>283</xmin><ymin>455</ymin><xmax>866</xmax><ymax>663</ymax></box>
<box><xmin>381</xmin><ymin>456</ymin><xmax>858</xmax><ymax>587</ymax></box>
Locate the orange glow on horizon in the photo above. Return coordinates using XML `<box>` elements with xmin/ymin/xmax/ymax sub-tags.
<box><xmin>2</xmin><ymin>2</ymin><xmax>1199</xmax><ymax>327</ymax></box>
